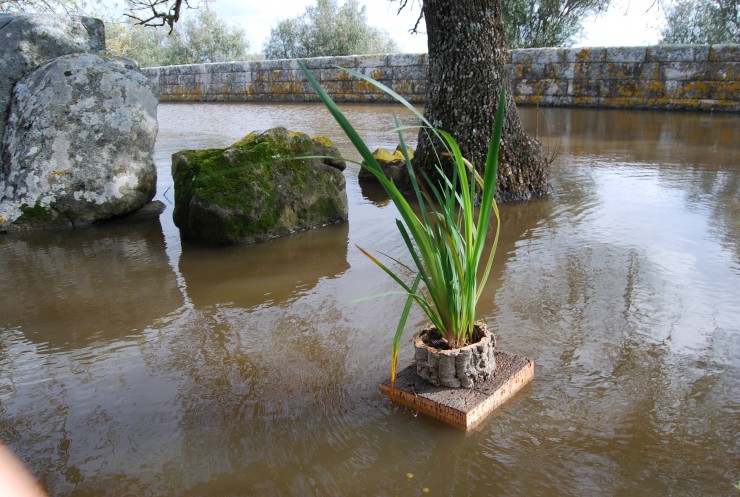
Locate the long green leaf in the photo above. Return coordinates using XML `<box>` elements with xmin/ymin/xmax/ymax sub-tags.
<box><xmin>301</xmin><ymin>60</ymin><xmax>507</xmax><ymax>351</ymax></box>
<box><xmin>390</xmin><ymin>274</ymin><xmax>422</xmax><ymax>398</ymax></box>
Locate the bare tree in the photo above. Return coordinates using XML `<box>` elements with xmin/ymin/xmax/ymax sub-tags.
<box><xmin>124</xmin><ymin>0</ymin><xmax>192</xmax><ymax>32</ymax></box>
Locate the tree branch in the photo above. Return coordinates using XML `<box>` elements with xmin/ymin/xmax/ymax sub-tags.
<box><xmin>396</xmin><ymin>0</ymin><xmax>425</xmax><ymax>34</ymax></box>
<box><xmin>124</xmin><ymin>0</ymin><xmax>192</xmax><ymax>33</ymax></box>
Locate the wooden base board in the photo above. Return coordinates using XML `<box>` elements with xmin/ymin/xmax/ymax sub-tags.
<box><xmin>380</xmin><ymin>350</ymin><xmax>534</xmax><ymax>431</ymax></box>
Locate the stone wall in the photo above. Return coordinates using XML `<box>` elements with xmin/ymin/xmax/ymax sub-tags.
<box><xmin>142</xmin><ymin>45</ymin><xmax>739</xmax><ymax>112</ymax></box>
<box><xmin>510</xmin><ymin>45</ymin><xmax>738</xmax><ymax>111</ymax></box>
<box><xmin>144</xmin><ymin>53</ymin><xmax>428</xmax><ymax>104</ymax></box>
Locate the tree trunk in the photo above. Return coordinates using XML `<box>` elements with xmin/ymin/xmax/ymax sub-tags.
<box><xmin>413</xmin><ymin>0</ymin><xmax>549</xmax><ymax>202</ymax></box>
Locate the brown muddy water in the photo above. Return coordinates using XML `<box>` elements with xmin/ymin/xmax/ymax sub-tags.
<box><xmin>1</xmin><ymin>102</ymin><xmax>738</xmax><ymax>496</ymax></box>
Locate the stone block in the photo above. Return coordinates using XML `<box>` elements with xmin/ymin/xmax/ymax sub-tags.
<box><xmin>561</xmin><ymin>62</ymin><xmax>575</xmax><ymax>79</ymax></box>
<box><xmin>248</xmin><ymin>81</ymin><xmax>267</xmax><ymax>95</ymax></box>
<box><xmin>510</xmin><ymin>48</ymin><xmax>532</xmax><ymax>65</ymax></box>
<box><xmin>648</xmin><ymin>45</ymin><xmax>709</xmax><ymax>62</ymax></box>
<box><xmin>709</xmin><ymin>44</ymin><xmax>740</xmax><ymax>62</ymax></box>
<box><xmin>637</xmin><ymin>80</ymin><xmax>666</xmax><ymax>99</ymax></box>
<box><xmin>663</xmin><ymin>80</ymin><xmax>724</xmax><ymax>99</ymax></box>
<box><xmin>221</xmin><ymin>61</ymin><xmax>245</xmax><ymax>73</ymax></box>
<box><xmin>204</xmin><ymin>62</ymin><xmax>224</xmax><ymax>73</ymax></box>
<box><xmin>229</xmin><ymin>83</ymin><xmax>250</xmax><ymax>96</ymax></box>
<box><xmin>639</xmin><ymin>62</ymin><xmax>662</xmax><ymax>80</ymax></box>
<box><xmin>605</xmin><ymin>79</ymin><xmax>648</xmax><ymax>99</ymax></box>
<box><xmin>231</xmin><ymin>71</ymin><xmax>252</xmax><ymax>84</ymax></box>
<box><xmin>521</xmin><ymin>62</ymin><xmax>560</xmax><ymax>80</ymax></box>
<box><xmin>388</xmin><ymin>53</ymin><xmax>427</xmax><ymax>67</ymax></box>
<box><xmin>303</xmin><ymin>55</ymin><xmax>352</xmax><ymax>70</ymax></box>
<box><xmin>517</xmin><ymin>78</ymin><xmax>566</xmax><ymax>98</ymax></box>
<box><xmin>573</xmin><ymin>60</ymin><xmax>604</xmax><ymax>79</ymax></box>
<box><xmin>357</xmin><ymin>55</ymin><xmax>388</xmax><ymax>68</ymax></box>
<box><xmin>392</xmin><ymin>65</ymin><xmax>425</xmax><ymax>82</ymax></box>
<box><xmin>258</xmin><ymin>59</ymin><xmax>284</xmax><ymax>72</ymax></box>
<box><xmin>511</xmin><ymin>48</ymin><xmax>556</xmax><ymax>65</ymax></box>
<box><xmin>605</xmin><ymin>46</ymin><xmax>647</xmax><ymax>63</ymax></box>
<box><xmin>564</xmin><ymin>47</ymin><xmax>607</xmax><ymax>63</ymax></box>
<box><xmin>569</xmin><ymin>79</ymin><xmax>602</xmax><ymax>97</ymax></box>
<box><xmin>706</xmin><ymin>61</ymin><xmax>740</xmax><ymax>81</ymax></box>
<box><xmin>319</xmin><ymin>67</ymin><xmax>355</xmax><ymax>82</ymax></box>
<box><xmin>602</xmin><ymin>62</ymin><xmax>644</xmax><ymax>80</ymax></box>
<box><xmin>664</xmin><ymin>61</ymin><xmax>710</xmax><ymax>81</ymax></box>
<box><xmin>358</xmin><ymin>66</ymin><xmax>392</xmax><ymax>82</ymax></box>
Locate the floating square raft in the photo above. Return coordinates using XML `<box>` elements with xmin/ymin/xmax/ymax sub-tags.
<box><xmin>380</xmin><ymin>350</ymin><xmax>534</xmax><ymax>431</ymax></box>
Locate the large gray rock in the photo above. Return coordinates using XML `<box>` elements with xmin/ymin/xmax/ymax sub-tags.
<box><xmin>172</xmin><ymin>127</ymin><xmax>347</xmax><ymax>245</ymax></box>
<box><xmin>0</xmin><ymin>14</ymin><xmax>105</xmax><ymax>175</ymax></box>
<box><xmin>0</xmin><ymin>53</ymin><xmax>158</xmax><ymax>229</ymax></box>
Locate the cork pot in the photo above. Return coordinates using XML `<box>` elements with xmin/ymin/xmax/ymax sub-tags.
<box><xmin>413</xmin><ymin>322</ymin><xmax>496</xmax><ymax>388</ymax></box>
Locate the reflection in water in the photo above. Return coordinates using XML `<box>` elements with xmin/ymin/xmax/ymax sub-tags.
<box><xmin>0</xmin><ymin>218</ymin><xmax>182</xmax><ymax>350</ymax></box>
<box><xmin>358</xmin><ymin>179</ymin><xmax>392</xmax><ymax>207</ymax></box>
<box><xmin>178</xmin><ymin>221</ymin><xmax>350</xmax><ymax>309</ymax></box>
<box><xmin>0</xmin><ymin>104</ymin><xmax>738</xmax><ymax>496</ymax></box>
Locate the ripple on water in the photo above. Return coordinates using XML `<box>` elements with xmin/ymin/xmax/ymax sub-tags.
<box><xmin>2</xmin><ymin>105</ymin><xmax>739</xmax><ymax>497</ymax></box>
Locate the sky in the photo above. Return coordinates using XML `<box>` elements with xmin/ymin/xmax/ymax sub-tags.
<box><xmin>199</xmin><ymin>0</ymin><xmax>669</xmax><ymax>54</ymax></box>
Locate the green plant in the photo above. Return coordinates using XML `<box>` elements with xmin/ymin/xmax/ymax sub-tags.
<box><xmin>298</xmin><ymin>61</ymin><xmax>505</xmax><ymax>389</ymax></box>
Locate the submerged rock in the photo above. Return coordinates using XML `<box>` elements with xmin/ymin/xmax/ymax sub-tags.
<box><xmin>172</xmin><ymin>127</ymin><xmax>347</xmax><ymax>245</ymax></box>
<box><xmin>0</xmin><ymin>53</ymin><xmax>158</xmax><ymax>230</ymax></box>
<box><xmin>359</xmin><ymin>145</ymin><xmax>414</xmax><ymax>183</ymax></box>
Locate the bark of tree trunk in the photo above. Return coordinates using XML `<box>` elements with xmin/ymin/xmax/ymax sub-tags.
<box><xmin>413</xmin><ymin>0</ymin><xmax>549</xmax><ymax>202</ymax></box>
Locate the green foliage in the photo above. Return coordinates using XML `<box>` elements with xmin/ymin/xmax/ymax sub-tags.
<box><xmin>264</xmin><ymin>0</ymin><xmax>398</xmax><ymax>59</ymax></box>
<box><xmin>299</xmin><ymin>61</ymin><xmax>505</xmax><ymax>388</ymax></box>
<box><xmin>660</xmin><ymin>0</ymin><xmax>738</xmax><ymax>44</ymax></box>
<box><xmin>105</xmin><ymin>22</ymin><xmax>170</xmax><ymax>68</ymax></box>
<box><xmin>105</xmin><ymin>6</ymin><xmax>250</xmax><ymax>67</ymax></box>
<box><xmin>503</xmin><ymin>0</ymin><xmax>611</xmax><ymax>48</ymax></box>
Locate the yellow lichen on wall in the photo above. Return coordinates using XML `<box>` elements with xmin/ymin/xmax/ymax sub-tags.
<box><xmin>144</xmin><ymin>46</ymin><xmax>739</xmax><ymax>112</ymax></box>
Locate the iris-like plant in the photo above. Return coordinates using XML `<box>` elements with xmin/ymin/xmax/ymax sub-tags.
<box><xmin>298</xmin><ymin>62</ymin><xmax>505</xmax><ymax>390</ymax></box>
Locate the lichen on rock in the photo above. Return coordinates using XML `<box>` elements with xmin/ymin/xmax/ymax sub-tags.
<box><xmin>0</xmin><ymin>52</ymin><xmax>158</xmax><ymax>230</ymax></box>
<box><xmin>172</xmin><ymin>126</ymin><xmax>348</xmax><ymax>245</ymax></box>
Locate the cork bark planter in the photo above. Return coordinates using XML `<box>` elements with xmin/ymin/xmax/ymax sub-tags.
<box><xmin>413</xmin><ymin>322</ymin><xmax>496</xmax><ymax>388</ymax></box>
<box><xmin>384</xmin><ymin>322</ymin><xmax>535</xmax><ymax>430</ymax></box>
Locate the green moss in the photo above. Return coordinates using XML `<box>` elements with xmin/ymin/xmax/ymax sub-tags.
<box><xmin>17</xmin><ymin>203</ymin><xmax>56</xmax><ymax>223</ymax></box>
<box><xmin>174</xmin><ymin>126</ymin><xmax>346</xmax><ymax>243</ymax></box>
<box><xmin>309</xmin><ymin>196</ymin><xmax>343</xmax><ymax>221</ymax></box>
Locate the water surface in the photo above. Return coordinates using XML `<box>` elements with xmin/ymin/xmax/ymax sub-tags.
<box><xmin>1</xmin><ymin>103</ymin><xmax>738</xmax><ymax>496</ymax></box>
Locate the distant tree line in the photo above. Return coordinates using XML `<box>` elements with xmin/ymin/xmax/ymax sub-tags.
<box><xmin>2</xmin><ymin>0</ymin><xmax>737</xmax><ymax>68</ymax></box>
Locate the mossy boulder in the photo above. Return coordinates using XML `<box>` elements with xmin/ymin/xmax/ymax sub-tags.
<box><xmin>172</xmin><ymin>127</ymin><xmax>348</xmax><ymax>245</ymax></box>
<box><xmin>359</xmin><ymin>145</ymin><xmax>414</xmax><ymax>183</ymax></box>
